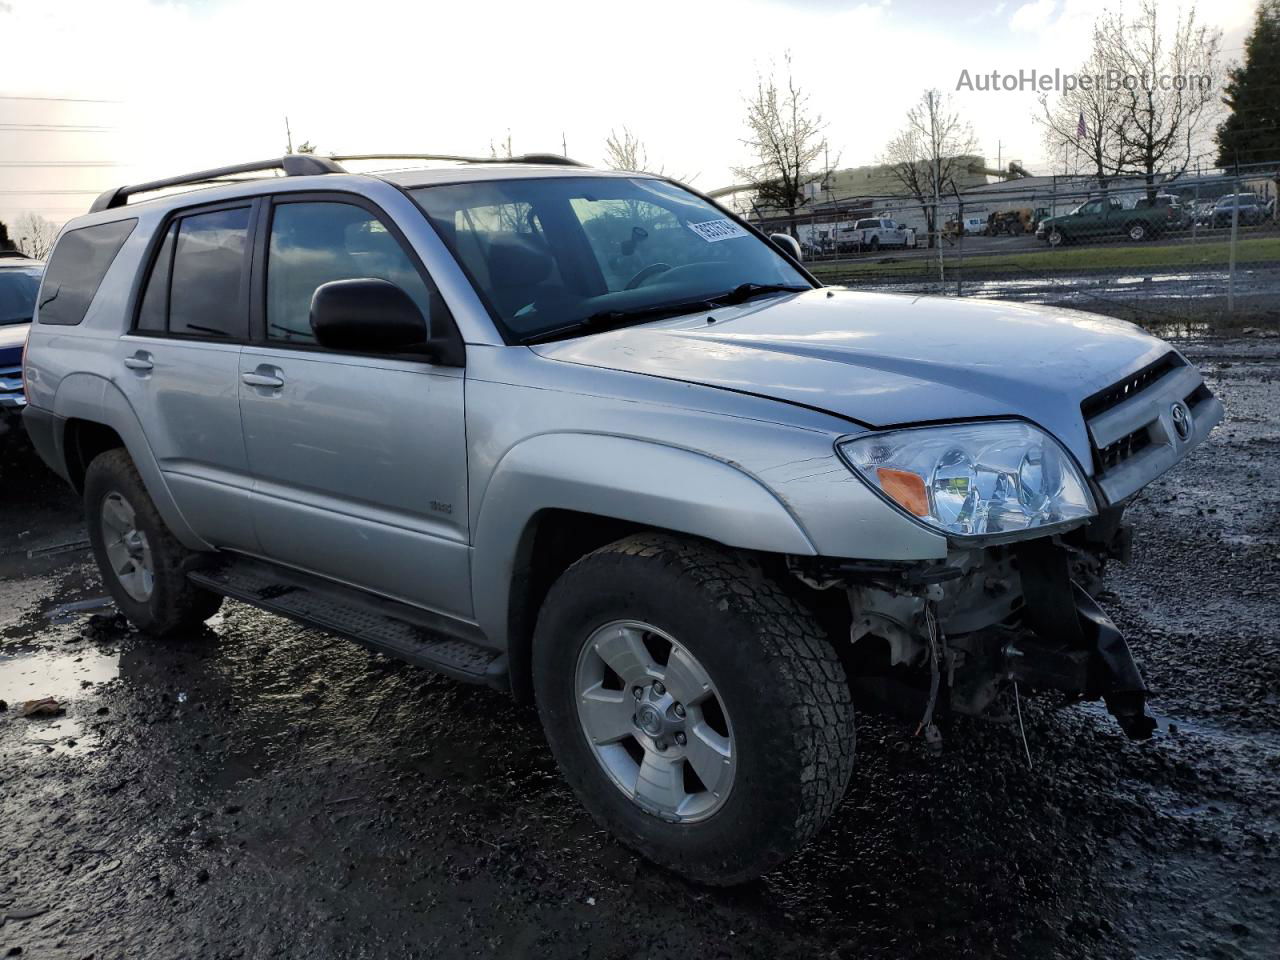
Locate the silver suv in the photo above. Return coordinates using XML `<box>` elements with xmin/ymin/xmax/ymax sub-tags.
<box><xmin>23</xmin><ymin>154</ymin><xmax>1222</xmax><ymax>884</ymax></box>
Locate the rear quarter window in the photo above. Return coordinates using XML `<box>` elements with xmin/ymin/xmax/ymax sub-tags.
<box><xmin>37</xmin><ymin>219</ymin><xmax>137</xmax><ymax>326</ymax></box>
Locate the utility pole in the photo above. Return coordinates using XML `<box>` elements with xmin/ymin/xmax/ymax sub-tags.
<box><xmin>562</xmin><ymin>131</ymin><xmax>567</xmax><ymax>157</ymax></box>
<box><xmin>284</xmin><ymin>115</ymin><xmax>294</xmax><ymax>154</ymax></box>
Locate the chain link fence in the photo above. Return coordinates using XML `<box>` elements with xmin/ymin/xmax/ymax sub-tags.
<box><xmin>749</xmin><ymin>161</ymin><xmax>1280</xmax><ymax>336</ymax></box>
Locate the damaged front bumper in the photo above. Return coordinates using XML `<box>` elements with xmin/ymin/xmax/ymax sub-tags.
<box><xmin>793</xmin><ymin>520</ymin><xmax>1157</xmax><ymax>740</ymax></box>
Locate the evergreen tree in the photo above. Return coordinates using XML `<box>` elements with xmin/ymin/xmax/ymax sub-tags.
<box><xmin>1215</xmin><ymin>0</ymin><xmax>1280</xmax><ymax>169</ymax></box>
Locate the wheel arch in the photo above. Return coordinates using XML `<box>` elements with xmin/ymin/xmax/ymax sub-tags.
<box><xmin>472</xmin><ymin>433</ymin><xmax>819</xmax><ymax>703</ymax></box>
<box><xmin>49</xmin><ymin>373</ymin><xmax>210</xmax><ymax>551</ymax></box>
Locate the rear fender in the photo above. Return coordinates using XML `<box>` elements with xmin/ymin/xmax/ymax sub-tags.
<box><xmin>51</xmin><ymin>373</ymin><xmax>210</xmax><ymax>551</ymax></box>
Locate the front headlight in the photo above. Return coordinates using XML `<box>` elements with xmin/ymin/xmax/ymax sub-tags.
<box><xmin>837</xmin><ymin>421</ymin><xmax>1095</xmax><ymax>539</ymax></box>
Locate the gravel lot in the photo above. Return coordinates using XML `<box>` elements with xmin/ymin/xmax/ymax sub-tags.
<box><xmin>1</xmin><ymin>337</ymin><xmax>1277</xmax><ymax>960</ymax></box>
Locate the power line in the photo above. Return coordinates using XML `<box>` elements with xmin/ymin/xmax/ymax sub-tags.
<box><xmin>0</xmin><ymin>123</ymin><xmax>115</xmax><ymax>133</ymax></box>
<box><xmin>0</xmin><ymin>161</ymin><xmax>123</xmax><ymax>168</ymax></box>
<box><xmin>0</xmin><ymin>189</ymin><xmax>102</xmax><ymax>196</ymax></box>
<box><xmin>0</xmin><ymin>94</ymin><xmax>122</xmax><ymax>104</ymax></box>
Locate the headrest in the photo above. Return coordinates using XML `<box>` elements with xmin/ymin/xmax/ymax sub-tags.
<box><xmin>486</xmin><ymin>235</ymin><xmax>553</xmax><ymax>288</ymax></box>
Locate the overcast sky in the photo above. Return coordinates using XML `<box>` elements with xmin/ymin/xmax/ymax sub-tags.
<box><xmin>0</xmin><ymin>0</ymin><xmax>1260</xmax><ymax>228</ymax></box>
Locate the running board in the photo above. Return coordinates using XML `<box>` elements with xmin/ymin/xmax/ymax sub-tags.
<box><xmin>188</xmin><ymin>558</ymin><xmax>507</xmax><ymax>690</ymax></box>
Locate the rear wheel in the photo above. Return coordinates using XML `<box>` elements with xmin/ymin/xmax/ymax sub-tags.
<box><xmin>533</xmin><ymin>533</ymin><xmax>855</xmax><ymax>885</ymax></box>
<box><xmin>1127</xmin><ymin>221</ymin><xmax>1149</xmax><ymax>242</ymax></box>
<box><xmin>85</xmin><ymin>449</ymin><xmax>222</xmax><ymax>636</ymax></box>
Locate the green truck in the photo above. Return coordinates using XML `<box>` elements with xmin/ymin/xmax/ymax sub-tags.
<box><xmin>1036</xmin><ymin>195</ymin><xmax>1187</xmax><ymax>246</ymax></box>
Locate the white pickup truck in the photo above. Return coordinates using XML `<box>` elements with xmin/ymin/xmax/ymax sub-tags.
<box><xmin>837</xmin><ymin>217</ymin><xmax>917</xmax><ymax>252</ymax></box>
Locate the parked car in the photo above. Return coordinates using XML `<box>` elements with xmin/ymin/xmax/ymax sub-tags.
<box><xmin>1133</xmin><ymin>194</ymin><xmax>1192</xmax><ymax>231</ymax></box>
<box><xmin>1209</xmin><ymin>193</ymin><xmax>1268</xmax><ymax>228</ymax></box>
<box><xmin>838</xmin><ymin>217</ymin><xmax>916</xmax><ymax>252</ymax></box>
<box><xmin>1036</xmin><ymin>195</ymin><xmax>1180</xmax><ymax>245</ymax></box>
<box><xmin>24</xmin><ymin>153</ymin><xmax>1222</xmax><ymax>884</ymax></box>
<box><xmin>0</xmin><ymin>253</ymin><xmax>42</xmax><ymax>443</ymax></box>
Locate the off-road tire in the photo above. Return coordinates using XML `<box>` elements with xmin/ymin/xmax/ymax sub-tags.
<box><xmin>84</xmin><ymin>448</ymin><xmax>222</xmax><ymax>635</ymax></box>
<box><xmin>532</xmin><ymin>532</ymin><xmax>856</xmax><ymax>885</ymax></box>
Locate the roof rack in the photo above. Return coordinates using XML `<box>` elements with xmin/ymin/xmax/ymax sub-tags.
<box><xmin>328</xmin><ymin>153</ymin><xmax>588</xmax><ymax>167</ymax></box>
<box><xmin>88</xmin><ymin>154</ymin><xmax>344</xmax><ymax>213</ymax></box>
<box><xmin>88</xmin><ymin>151</ymin><xmax>591</xmax><ymax>213</ymax></box>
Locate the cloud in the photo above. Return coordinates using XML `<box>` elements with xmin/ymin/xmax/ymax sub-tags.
<box><xmin>1009</xmin><ymin>0</ymin><xmax>1057</xmax><ymax>32</ymax></box>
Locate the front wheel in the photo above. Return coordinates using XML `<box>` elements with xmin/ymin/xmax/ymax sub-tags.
<box><xmin>533</xmin><ymin>534</ymin><xmax>855</xmax><ymax>885</ymax></box>
<box><xmin>85</xmin><ymin>449</ymin><xmax>222</xmax><ymax>636</ymax></box>
<box><xmin>1048</xmin><ymin>228</ymin><xmax>1066</xmax><ymax>247</ymax></box>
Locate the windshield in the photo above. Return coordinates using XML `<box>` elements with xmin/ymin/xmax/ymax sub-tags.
<box><xmin>410</xmin><ymin>176</ymin><xmax>810</xmax><ymax>342</ymax></box>
<box><xmin>0</xmin><ymin>266</ymin><xmax>42</xmax><ymax>325</ymax></box>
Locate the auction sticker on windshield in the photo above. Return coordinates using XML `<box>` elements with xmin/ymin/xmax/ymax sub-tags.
<box><xmin>687</xmin><ymin>218</ymin><xmax>749</xmax><ymax>242</ymax></box>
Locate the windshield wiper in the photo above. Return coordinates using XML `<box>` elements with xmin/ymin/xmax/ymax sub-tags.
<box><xmin>709</xmin><ymin>282</ymin><xmax>811</xmax><ymax>306</ymax></box>
<box><xmin>519</xmin><ymin>296</ymin><xmax>717</xmax><ymax>345</ymax></box>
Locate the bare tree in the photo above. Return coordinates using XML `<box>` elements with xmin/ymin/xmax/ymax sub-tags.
<box><xmin>1036</xmin><ymin>22</ymin><xmax>1134</xmax><ymax>188</ymax></box>
<box><xmin>489</xmin><ymin>130</ymin><xmax>513</xmax><ymax>159</ymax></box>
<box><xmin>604</xmin><ymin>127</ymin><xmax>656</xmax><ymax>173</ymax></box>
<box><xmin>881</xmin><ymin>89</ymin><xmax>978</xmax><ymax>248</ymax></box>
<box><xmin>15</xmin><ymin>212</ymin><xmax>57</xmax><ymax>260</ymax></box>
<box><xmin>1100</xmin><ymin>0</ymin><xmax>1222</xmax><ymax>196</ymax></box>
<box><xmin>733</xmin><ymin>53</ymin><xmax>830</xmax><ymax>235</ymax></box>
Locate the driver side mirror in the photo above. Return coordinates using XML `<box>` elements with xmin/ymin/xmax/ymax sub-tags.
<box><xmin>769</xmin><ymin>233</ymin><xmax>804</xmax><ymax>261</ymax></box>
<box><xmin>311</xmin><ymin>278</ymin><xmax>464</xmax><ymax>366</ymax></box>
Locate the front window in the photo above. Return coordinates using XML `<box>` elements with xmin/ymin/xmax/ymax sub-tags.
<box><xmin>0</xmin><ymin>266</ymin><xmax>42</xmax><ymax>325</ymax></box>
<box><xmin>411</xmin><ymin>176</ymin><xmax>809</xmax><ymax>342</ymax></box>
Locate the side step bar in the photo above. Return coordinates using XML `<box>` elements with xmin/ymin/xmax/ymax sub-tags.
<box><xmin>188</xmin><ymin>558</ymin><xmax>508</xmax><ymax>691</ymax></box>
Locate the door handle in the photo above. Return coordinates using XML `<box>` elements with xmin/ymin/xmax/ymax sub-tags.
<box><xmin>241</xmin><ymin>372</ymin><xmax>284</xmax><ymax>389</ymax></box>
<box><xmin>123</xmin><ymin>354</ymin><xmax>153</xmax><ymax>372</ymax></box>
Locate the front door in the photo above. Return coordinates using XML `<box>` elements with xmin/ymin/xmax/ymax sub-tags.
<box><xmin>117</xmin><ymin>201</ymin><xmax>258</xmax><ymax>552</ymax></box>
<box><xmin>237</xmin><ymin>196</ymin><xmax>471</xmax><ymax>619</ymax></box>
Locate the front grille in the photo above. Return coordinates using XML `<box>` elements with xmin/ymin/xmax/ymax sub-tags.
<box><xmin>0</xmin><ymin>364</ymin><xmax>23</xmax><ymax>406</ymax></box>
<box><xmin>1095</xmin><ymin>427</ymin><xmax>1152</xmax><ymax>474</ymax></box>
<box><xmin>1080</xmin><ymin>352</ymin><xmax>1185</xmax><ymax>420</ymax></box>
<box><xmin>1082</xmin><ymin>352</ymin><xmax>1221</xmax><ymax>504</ymax></box>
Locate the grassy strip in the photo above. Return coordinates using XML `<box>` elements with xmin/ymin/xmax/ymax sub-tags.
<box><xmin>807</xmin><ymin>235</ymin><xmax>1280</xmax><ymax>279</ymax></box>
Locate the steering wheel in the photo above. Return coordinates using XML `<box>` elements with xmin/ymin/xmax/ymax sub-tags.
<box><xmin>624</xmin><ymin>262</ymin><xmax>673</xmax><ymax>290</ymax></box>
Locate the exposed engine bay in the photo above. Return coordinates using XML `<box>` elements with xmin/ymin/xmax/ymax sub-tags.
<box><xmin>791</xmin><ymin>505</ymin><xmax>1156</xmax><ymax>741</ymax></box>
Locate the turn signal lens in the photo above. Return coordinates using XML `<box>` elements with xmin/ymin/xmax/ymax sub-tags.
<box><xmin>876</xmin><ymin>466</ymin><xmax>929</xmax><ymax>516</ymax></box>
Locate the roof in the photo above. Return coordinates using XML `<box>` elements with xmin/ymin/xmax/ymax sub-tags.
<box><xmin>377</xmin><ymin>163</ymin><xmax>645</xmax><ymax>189</ymax></box>
<box><xmin>86</xmin><ymin>154</ymin><xmax>648</xmax><ymax>216</ymax></box>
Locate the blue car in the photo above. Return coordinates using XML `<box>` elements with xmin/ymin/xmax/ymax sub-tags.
<box><xmin>0</xmin><ymin>254</ymin><xmax>43</xmax><ymax>441</ymax></box>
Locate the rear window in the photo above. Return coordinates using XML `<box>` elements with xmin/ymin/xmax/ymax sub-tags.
<box><xmin>855</xmin><ymin>219</ymin><xmax>878</xmax><ymax>229</ymax></box>
<box><xmin>135</xmin><ymin>206</ymin><xmax>250</xmax><ymax>339</ymax></box>
<box><xmin>37</xmin><ymin>219</ymin><xmax>136</xmax><ymax>326</ymax></box>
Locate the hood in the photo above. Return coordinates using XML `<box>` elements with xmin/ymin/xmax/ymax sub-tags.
<box><xmin>530</xmin><ymin>289</ymin><xmax>1173</xmax><ymax>469</ymax></box>
<box><xmin>0</xmin><ymin>322</ymin><xmax>29</xmax><ymax>363</ymax></box>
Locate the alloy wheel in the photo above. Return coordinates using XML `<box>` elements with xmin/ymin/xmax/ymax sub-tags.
<box><xmin>100</xmin><ymin>491</ymin><xmax>154</xmax><ymax>602</ymax></box>
<box><xmin>574</xmin><ymin>620</ymin><xmax>735</xmax><ymax>822</ymax></box>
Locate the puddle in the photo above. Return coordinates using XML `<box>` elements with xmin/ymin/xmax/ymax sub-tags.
<box><xmin>0</xmin><ymin>645</ymin><xmax>120</xmax><ymax>705</ymax></box>
<box><xmin>44</xmin><ymin>596</ymin><xmax>116</xmax><ymax>625</ymax></box>
<box><xmin>21</xmin><ymin>715</ymin><xmax>101</xmax><ymax>755</ymax></box>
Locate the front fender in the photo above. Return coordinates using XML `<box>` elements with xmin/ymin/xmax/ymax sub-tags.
<box><xmin>471</xmin><ymin>432</ymin><xmax>817</xmax><ymax>648</ymax></box>
<box><xmin>50</xmin><ymin>373</ymin><xmax>211</xmax><ymax>551</ymax></box>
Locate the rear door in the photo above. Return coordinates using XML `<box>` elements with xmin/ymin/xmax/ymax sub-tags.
<box><xmin>237</xmin><ymin>194</ymin><xmax>471</xmax><ymax>618</ymax></box>
<box><xmin>118</xmin><ymin>200</ymin><xmax>258</xmax><ymax>551</ymax></box>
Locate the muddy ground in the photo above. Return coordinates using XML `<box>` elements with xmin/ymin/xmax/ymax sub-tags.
<box><xmin>1</xmin><ymin>338</ymin><xmax>1277</xmax><ymax>960</ymax></box>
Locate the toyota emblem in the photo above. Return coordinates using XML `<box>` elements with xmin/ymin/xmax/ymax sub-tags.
<box><xmin>1170</xmin><ymin>401</ymin><xmax>1192</xmax><ymax>442</ymax></box>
